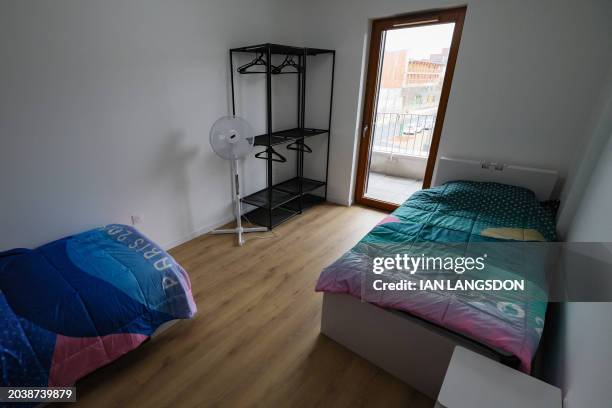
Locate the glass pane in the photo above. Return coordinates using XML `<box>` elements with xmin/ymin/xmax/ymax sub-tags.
<box><xmin>365</xmin><ymin>23</ymin><xmax>455</xmax><ymax>204</ymax></box>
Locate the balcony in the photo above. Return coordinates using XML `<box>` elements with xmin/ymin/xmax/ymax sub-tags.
<box><xmin>371</xmin><ymin>112</ymin><xmax>435</xmax><ymax>157</ymax></box>
<box><xmin>365</xmin><ymin>112</ymin><xmax>435</xmax><ymax>204</ymax></box>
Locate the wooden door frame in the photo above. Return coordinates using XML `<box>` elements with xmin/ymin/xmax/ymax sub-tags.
<box><xmin>354</xmin><ymin>6</ymin><xmax>466</xmax><ymax>211</ymax></box>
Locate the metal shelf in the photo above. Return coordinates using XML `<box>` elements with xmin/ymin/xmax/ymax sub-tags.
<box><xmin>243</xmin><ymin>195</ymin><xmax>325</xmax><ymax>229</ymax></box>
<box><xmin>241</xmin><ymin>188</ymin><xmax>299</xmax><ymax>210</ymax></box>
<box><xmin>275</xmin><ymin>177</ymin><xmax>326</xmax><ymax>195</ymax></box>
<box><xmin>230</xmin><ymin>43</ymin><xmax>334</xmax><ymax>230</ymax></box>
<box><xmin>231</xmin><ymin>43</ymin><xmax>334</xmax><ymax>56</ymax></box>
<box><xmin>241</xmin><ymin>176</ymin><xmax>325</xmax><ymax>209</ymax></box>
<box><xmin>253</xmin><ymin>128</ymin><xmax>328</xmax><ymax>147</ymax></box>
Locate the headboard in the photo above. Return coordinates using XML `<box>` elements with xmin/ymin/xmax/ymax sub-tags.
<box><xmin>433</xmin><ymin>157</ymin><xmax>558</xmax><ymax>201</ymax></box>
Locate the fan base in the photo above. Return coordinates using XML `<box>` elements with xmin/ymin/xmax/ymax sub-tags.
<box><xmin>210</xmin><ymin>226</ymin><xmax>268</xmax><ymax>246</ymax></box>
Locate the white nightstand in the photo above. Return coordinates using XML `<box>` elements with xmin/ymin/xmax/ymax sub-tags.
<box><xmin>435</xmin><ymin>346</ymin><xmax>562</xmax><ymax>408</ymax></box>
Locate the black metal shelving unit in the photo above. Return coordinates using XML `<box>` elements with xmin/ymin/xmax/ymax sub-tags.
<box><xmin>230</xmin><ymin>43</ymin><xmax>335</xmax><ymax>229</ymax></box>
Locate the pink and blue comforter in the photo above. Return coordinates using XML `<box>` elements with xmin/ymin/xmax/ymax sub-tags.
<box><xmin>0</xmin><ymin>225</ymin><xmax>196</xmax><ymax>388</ymax></box>
<box><xmin>316</xmin><ymin>181</ymin><xmax>556</xmax><ymax>372</ymax></box>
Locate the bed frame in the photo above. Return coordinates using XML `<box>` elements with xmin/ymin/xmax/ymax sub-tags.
<box><xmin>321</xmin><ymin>293</ymin><xmax>514</xmax><ymax>399</ymax></box>
<box><xmin>433</xmin><ymin>157</ymin><xmax>558</xmax><ymax>201</ymax></box>
<box><xmin>320</xmin><ymin>158</ymin><xmax>559</xmax><ymax>399</ymax></box>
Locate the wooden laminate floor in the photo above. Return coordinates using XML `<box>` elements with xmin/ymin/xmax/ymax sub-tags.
<box><xmin>68</xmin><ymin>203</ymin><xmax>433</xmax><ymax>408</ymax></box>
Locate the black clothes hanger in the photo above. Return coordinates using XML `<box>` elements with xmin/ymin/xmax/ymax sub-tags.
<box><xmin>271</xmin><ymin>55</ymin><xmax>301</xmax><ymax>74</ymax></box>
<box><xmin>255</xmin><ymin>147</ymin><xmax>287</xmax><ymax>163</ymax></box>
<box><xmin>237</xmin><ymin>53</ymin><xmax>268</xmax><ymax>74</ymax></box>
<box><xmin>286</xmin><ymin>141</ymin><xmax>312</xmax><ymax>153</ymax></box>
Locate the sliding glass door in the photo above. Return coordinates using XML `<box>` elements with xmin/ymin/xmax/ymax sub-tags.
<box><xmin>355</xmin><ymin>7</ymin><xmax>466</xmax><ymax>210</ymax></box>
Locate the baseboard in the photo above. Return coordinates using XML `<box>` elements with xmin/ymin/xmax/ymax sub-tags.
<box><xmin>162</xmin><ymin>213</ymin><xmax>235</xmax><ymax>250</ymax></box>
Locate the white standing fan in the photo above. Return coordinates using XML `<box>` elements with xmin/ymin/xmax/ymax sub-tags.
<box><xmin>209</xmin><ymin>116</ymin><xmax>267</xmax><ymax>246</ymax></box>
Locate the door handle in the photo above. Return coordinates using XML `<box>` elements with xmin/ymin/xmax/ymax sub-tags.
<box><xmin>362</xmin><ymin>124</ymin><xmax>369</xmax><ymax>139</ymax></box>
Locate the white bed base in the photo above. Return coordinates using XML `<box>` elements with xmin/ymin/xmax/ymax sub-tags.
<box><xmin>433</xmin><ymin>156</ymin><xmax>558</xmax><ymax>201</ymax></box>
<box><xmin>321</xmin><ymin>293</ymin><xmax>509</xmax><ymax>400</ymax></box>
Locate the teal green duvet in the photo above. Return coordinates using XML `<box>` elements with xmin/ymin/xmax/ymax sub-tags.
<box><xmin>316</xmin><ymin>181</ymin><xmax>556</xmax><ymax>372</ymax></box>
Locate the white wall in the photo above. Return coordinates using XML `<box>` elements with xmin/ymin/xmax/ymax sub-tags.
<box><xmin>536</xmin><ymin>56</ymin><xmax>612</xmax><ymax>405</ymax></box>
<box><xmin>556</xmin><ymin>63</ymin><xmax>612</xmax><ymax>237</ymax></box>
<box><xmin>2</xmin><ymin>0</ymin><xmax>612</xmax><ymax>249</ymax></box>
<box><xmin>299</xmin><ymin>0</ymin><xmax>612</xmax><ymax>205</ymax></box>
<box><xmin>542</xmin><ymin>128</ymin><xmax>612</xmax><ymax>408</ymax></box>
<box><xmin>0</xmin><ymin>0</ymin><xmax>302</xmax><ymax>250</ymax></box>
<box><xmin>565</xmin><ymin>132</ymin><xmax>612</xmax><ymax>241</ymax></box>
<box><xmin>545</xmin><ymin>302</ymin><xmax>612</xmax><ymax>408</ymax></box>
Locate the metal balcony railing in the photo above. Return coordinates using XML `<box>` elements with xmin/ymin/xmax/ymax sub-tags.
<box><xmin>371</xmin><ymin>112</ymin><xmax>436</xmax><ymax>157</ymax></box>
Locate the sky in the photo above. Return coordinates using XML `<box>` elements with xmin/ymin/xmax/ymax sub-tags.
<box><xmin>384</xmin><ymin>23</ymin><xmax>455</xmax><ymax>60</ymax></box>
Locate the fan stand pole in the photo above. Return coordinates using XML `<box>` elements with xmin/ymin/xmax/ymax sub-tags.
<box><xmin>211</xmin><ymin>159</ymin><xmax>267</xmax><ymax>246</ymax></box>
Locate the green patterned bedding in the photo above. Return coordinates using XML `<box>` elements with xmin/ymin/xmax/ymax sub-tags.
<box><xmin>316</xmin><ymin>181</ymin><xmax>556</xmax><ymax>372</ymax></box>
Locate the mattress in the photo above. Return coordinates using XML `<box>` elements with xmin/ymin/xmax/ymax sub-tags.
<box><xmin>316</xmin><ymin>181</ymin><xmax>556</xmax><ymax>372</ymax></box>
<box><xmin>0</xmin><ymin>224</ymin><xmax>196</xmax><ymax>388</ymax></box>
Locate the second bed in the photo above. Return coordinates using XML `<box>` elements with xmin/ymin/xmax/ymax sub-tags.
<box><xmin>315</xmin><ymin>180</ymin><xmax>556</xmax><ymax>397</ymax></box>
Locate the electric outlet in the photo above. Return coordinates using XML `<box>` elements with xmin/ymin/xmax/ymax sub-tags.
<box><xmin>131</xmin><ymin>214</ymin><xmax>144</xmax><ymax>225</ymax></box>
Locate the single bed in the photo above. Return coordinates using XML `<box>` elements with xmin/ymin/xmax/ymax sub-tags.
<box><xmin>0</xmin><ymin>224</ymin><xmax>196</xmax><ymax>388</ymax></box>
<box><xmin>316</xmin><ymin>173</ymin><xmax>557</xmax><ymax>398</ymax></box>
